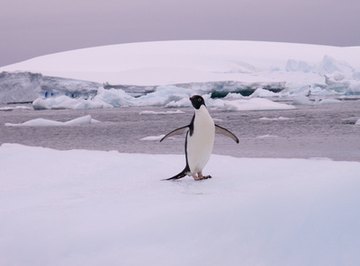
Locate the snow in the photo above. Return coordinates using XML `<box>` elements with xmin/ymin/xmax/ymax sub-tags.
<box><xmin>1</xmin><ymin>143</ymin><xmax>360</xmax><ymax>266</ymax></box>
<box><xmin>5</xmin><ymin>115</ymin><xmax>99</xmax><ymax>127</ymax></box>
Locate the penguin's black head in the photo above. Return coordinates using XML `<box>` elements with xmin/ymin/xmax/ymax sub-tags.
<box><xmin>190</xmin><ymin>95</ymin><xmax>206</xmax><ymax>109</ymax></box>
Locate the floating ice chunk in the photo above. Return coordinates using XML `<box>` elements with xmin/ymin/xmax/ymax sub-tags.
<box><xmin>223</xmin><ymin>93</ymin><xmax>245</xmax><ymax>100</ymax></box>
<box><xmin>139</xmin><ymin>110</ymin><xmax>185</xmax><ymax>115</ymax></box>
<box><xmin>209</xmin><ymin>98</ymin><xmax>295</xmax><ymax>111</ymax></box>
<box><xmin>32</xmin><ymin>95</ymin><xmax>112</xmax><ymax>110</ymax></box>
<box><xmin>292</xmin><ymin>95</ymin><xmax>314</xmax><ymax>105</ymax></box>
<box><xmin>165</xmin><ymin>97</ymin><xmax>192</xmax><ymax>108</ymax></box>
<box><xmin>317</xmin><ymin>99</ymin><xmax>342</xmax><ymax>104</ymax></box>
<box><xmin>348</xmin><ymin>81</ymin><xmax>360</xmax><ymax>94</ymax></box>
<box><xmin>256</xmin><ymin>134</ymin><xmax>279</xmax><ymax>139</ymax></box>
<box><xmin>0</xmin><ymin>105</ymin><xmax>32</xmax><ymax>111</ymax></box>
<box><xmin>250</xmin><ymin>88</ymin><xmax>278</xmax><ymax>98</ymax></box>
<box><xmin>140</xmin><ymin>135</ymin><xmax>166</xmax><ymax>141</ymax></box>
<box><xmin>93</xmin><ymin>87</ymin><xmax>134</xmax><ymax>107</ymax></box>
<box><xmin>5</xmin><ymin>115</ymin><xmax>99</xmax><ymax>127</ymax></box>
<box><xmin>135</xmin><ymin>85</ymin><xmax>193</xmax><ymax>107</ymax></box>
<box><xmin>259</xmin><ymin>116</ymin><xmax>292</xmax><ymax>121</ymax></box>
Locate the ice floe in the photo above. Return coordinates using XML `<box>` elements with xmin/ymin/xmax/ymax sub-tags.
<box><xmin>5</xmin><ymin>115</ymin><xmax>99</xmax><ymax>127</ymax></box>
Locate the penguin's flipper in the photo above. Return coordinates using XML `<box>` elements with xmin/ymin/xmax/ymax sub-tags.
<box><xmin>215</xmin><ymin>124</ymin><xmax>239</xmax><ymax>143</ymax></box>
<box><xmin>163</xmin><ymin>167</ymin><xmax>189</xmax><ymax>181</ymax></box>
<box><xmin>160</xmin><ymin>125</ymin><xmax>189</xmax><ymax>142</ymax></box>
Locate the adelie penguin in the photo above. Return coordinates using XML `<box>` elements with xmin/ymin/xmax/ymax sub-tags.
<box><xmin>160</xmin><ymin>95</ymin><xmax>239</xmax><ymax>181</ymax></box>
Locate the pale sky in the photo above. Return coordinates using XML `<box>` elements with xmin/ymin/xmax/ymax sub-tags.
<box><xmin>1</xmin><ymin>0</ymin><xmax>359</xmax><ymax>66</ymax></box>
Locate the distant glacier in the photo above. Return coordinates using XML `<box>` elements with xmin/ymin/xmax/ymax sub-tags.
<box><xmin>1</xmin><ymin>41</ymin><xmax>359</xmax><ymax>110</ymax></box>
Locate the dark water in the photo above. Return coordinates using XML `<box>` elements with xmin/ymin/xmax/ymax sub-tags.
<box><xmin>1</xmin><ymin>102</ymin><xmax>360</xmax><ymax>161</ymax></box>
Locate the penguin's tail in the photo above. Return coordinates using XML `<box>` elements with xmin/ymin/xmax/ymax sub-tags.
<box><xmin>163</xmin><ymin>166</ymin><xmax>189</xmax><ymax>181</ymax></box>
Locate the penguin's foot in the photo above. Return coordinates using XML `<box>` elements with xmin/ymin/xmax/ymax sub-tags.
<box><xmin>193</xmin><ymin>173</ymin><xmax>212</xmax><ymax>181</ymax></box>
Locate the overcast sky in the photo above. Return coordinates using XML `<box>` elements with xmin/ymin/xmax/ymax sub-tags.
<box><xmin>1</xmin><ymin>0</ymin><xmax>359</xmax><ymax>66</ymax></box>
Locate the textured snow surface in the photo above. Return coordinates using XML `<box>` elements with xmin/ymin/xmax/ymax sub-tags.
<box><xmin>1</xmin><ymin>144</ymin><xmax>360</xmax><ymax>266</ymax></box>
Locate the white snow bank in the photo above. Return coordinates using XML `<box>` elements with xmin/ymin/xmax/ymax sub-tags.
<box><xmin>1</xmin><ymin>144</ymin><xmax>360</xmax><ymax>266</ymax></box>
<box><xmin>5</xmin><ymin>115</ymin><xmax>99</xmax><ymax>127</ymax></box>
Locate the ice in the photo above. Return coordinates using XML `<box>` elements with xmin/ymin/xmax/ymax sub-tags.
<box><xmin>256</xmin><ymin>134</ymin><xmax>279</xmax><ymax>138</ymax></box>
<box><xmin>318</xmin><ymin>98</ymin><xmax>342</xmax><ymax>105</ymax></box>
<box><xmin>139</xmin><ymin>110</ymin><xmax>185</xmax><ymax>115</ymax></box>
<box><xmin>140</xmin><ymin>135</ymin><xmax>166</xmax><ymax>141</ymax></box>
<box><xmin>1</xmin><ymin>41</ymin><xmax>360</xmax><ymax>109</ymax></box>
<box><xmin>30</xmin><ymin>90</ymin><xmax>297</xmax><ymax>111</ymax></box>
<box><xmin>5</xmin><ymin>115</ymin><xmax>99</xmax><ymax>127</ymax></box>
<box><xmin>259</xmin><ymin>116</ymin><xmax>292</xmax><ymax>121</ymax></box>
<box><xmin>250</xmin><ymin>88</ymin><xmax>278</xmax><ymax>98</ymax></box>
<box><xmin>208</xmin><ymin>97</ymin><xmax>295</xmax><ymax>111</ymax></box>
<box><xmin>93</xmin><ymin>87</ymin><xmax>134</xmax><ymax>107</ymax></box>
<box><xmin>32</xmin><ymin>95</ymin><xmax>108</xmax><ymax>110</ymax></box>
<box><xmin>0</xmin><ymin>71</ymin><xmax>100</xmax><ymax>104</ymax></box>
<box><xmin>285</xmin><ymin>59</ymin><xmax>313</xmax><ymax>73</ymax></box>
<box><xmin>318</xmin><ymin>55</ymin><xmax>354</xmax><ymax>75</ymax></box>
<box><xmin>0</xmin><ymin>105</ymin><xmax>32</xmax><ymax>111</ymax></box>
<box><xmin>1</xmin><ymin>143</ymin><xmax>360</xmax><ymax>266</ymax></box>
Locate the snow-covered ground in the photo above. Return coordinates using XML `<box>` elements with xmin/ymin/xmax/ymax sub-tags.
<box><xmin>1</xmin><ymin>144</ymin><xmax>360</xmax><ymax>266</ymax></box>
<box><xmin>1</xmin><ymin>40</ymin><xmax>360</xmax><ymax>265</ymax></box>
<box><xmin>1</xmin><ymin>41</ymin><xmax>360</xmax><ymax>110</ymax></box>
<box><xmin>1</xmin><ymin>40</ymin><xmax>359</xmax><ymax>265</ymax></box>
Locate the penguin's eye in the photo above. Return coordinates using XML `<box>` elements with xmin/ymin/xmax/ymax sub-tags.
<box><xmin>198</xmin><ymin>98</ymin><xmax>201</xmax><ymax>102</ymax></box>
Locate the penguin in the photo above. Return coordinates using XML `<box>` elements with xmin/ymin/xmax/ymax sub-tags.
<box><xmin>160</xmin><ymin>95</ymin><xmax>239</xmax><ymax>181</ymax></box>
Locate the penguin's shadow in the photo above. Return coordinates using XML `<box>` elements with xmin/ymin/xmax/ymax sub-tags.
<box><xmin>166</xmin><ymin>177</ymin><xmax>214</xmax><ymax>196</ymax></box>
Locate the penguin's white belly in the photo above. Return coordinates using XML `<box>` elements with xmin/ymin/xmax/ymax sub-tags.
<box><xmin>187</xmin><ymin>107</ymin><xmax>215</xmax><ymax>174</ymax></box>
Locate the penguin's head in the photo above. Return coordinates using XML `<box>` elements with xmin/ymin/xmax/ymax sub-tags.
<box><xmin>190</xmin><ymin>95</ymin><xmax>206</xmax><ymax>109</ymax></box>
